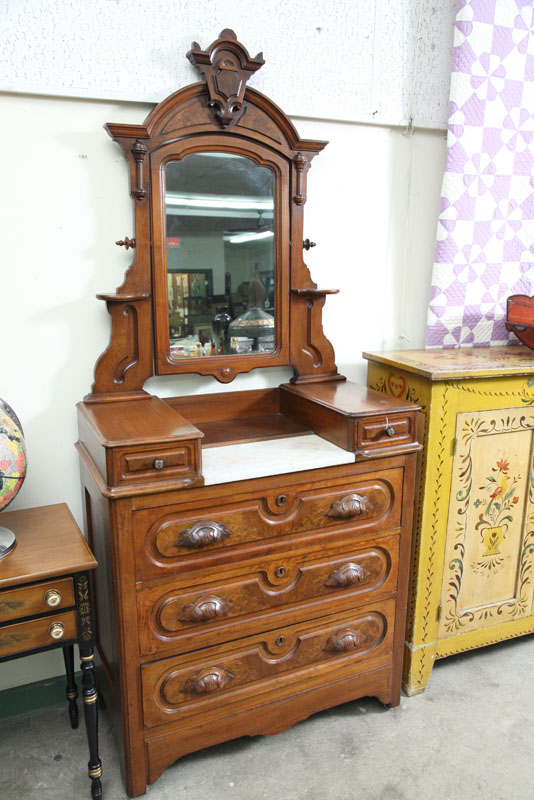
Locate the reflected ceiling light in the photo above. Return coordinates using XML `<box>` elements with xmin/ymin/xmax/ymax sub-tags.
<box><xmin>227</xmin><ymin>230</ymin><xmax>275</xmax><ymax>244</ymax></box>
<box><xmin>166</xmin><ymin>195</ymin><xmax>273</xmax><ymax>211</ymax></box>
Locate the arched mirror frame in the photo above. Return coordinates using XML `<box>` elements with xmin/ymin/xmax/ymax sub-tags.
<box><xmin>87</xmin><ymin>29</ymin><xmax>341</xmax><ymax>402</ymax></box>
<box><xmin>150</xmin><ymin>137</ymin><xmax>290</xmax><ymax>377</ymax></box>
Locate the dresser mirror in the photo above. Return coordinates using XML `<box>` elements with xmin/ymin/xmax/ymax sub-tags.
<box><xmin>163</xmin><ymin>151</ymin><xmax>276</xmax><ymax>359</ymax></box>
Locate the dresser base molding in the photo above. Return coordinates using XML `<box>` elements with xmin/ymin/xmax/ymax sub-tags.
<box><xmin>145</xmin><ymin>664</ymin><xmax>393</xmax><ymax>789</ymax></box>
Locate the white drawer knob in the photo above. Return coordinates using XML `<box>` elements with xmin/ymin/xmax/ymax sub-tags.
<box><xmin>44</xmin><ymin>589</ymin><xmax>62</xmax><ymax>607</ymax></box>
<box><xmin>49</xmin><ymin>622</ymin><xmax>65</xmax><ymax>640</ymax></box>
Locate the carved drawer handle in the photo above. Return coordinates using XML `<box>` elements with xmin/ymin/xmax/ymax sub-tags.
<box><xmin>324</xmin><ymin>628</ymin><xmax>364</xmax><ymax>653</ymax></box>
<box><xmin>183</xmin><ymin>666</ymin><xmax>234</xmax><ymax>696</ymax></box>
<box><xmin>176</xmin><ymin>521</ymin><xmax>232</xmax><ymax>549</ymax></box>
<box><xmin>326</xmin><ymin>493</ymin><xmax>368</xmax><ymax>519</ymax></box>
<box><xmin>179</xmin><ymin>594</ymin><xmax>232</xmax><ymax>623</ymax></box>
<box><xmin>324</xmin><ymin>562</ymin><xmax>367</xmax><ymax>588</ymax></box>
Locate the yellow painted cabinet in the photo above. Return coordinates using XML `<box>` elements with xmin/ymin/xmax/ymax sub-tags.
<box><xmin>364</xmin><ymin>346</ymin><xmax>534</xmax><ymax>695</ymax></box>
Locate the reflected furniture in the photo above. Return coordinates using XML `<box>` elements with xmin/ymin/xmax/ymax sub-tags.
<box><xmin>0</xmin><ymin>504</ymin><xmax>101</xmax><ymax>798</ymax></box>
<box><xmin>77</xmin><ymin>30</ymin><xmax>421</xmax><ymax>797</ymax></box>
<box><xmin>365</xmin><ymin>346</ymin><xmax>534</xmax><ymax>695</ymax></box>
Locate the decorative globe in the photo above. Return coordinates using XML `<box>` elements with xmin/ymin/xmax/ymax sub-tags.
<box><xmin>0</xmin><ymin>398</ymin><xmax>27</xmax><ymax>556</ymax></box>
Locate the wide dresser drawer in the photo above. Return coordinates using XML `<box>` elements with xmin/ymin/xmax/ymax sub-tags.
<box><xmin>0</xmin><ymin>611</ymin><xmax>77</xmax><ymax>658</ymax></box>
<box><xmin>141</xmin><ymin>598</ymin><xmax>395</xmax><ymax>729</ymax></box>
<box><xmin>137</xmin><ymin>533</ymin><xmax>398</xmax><ymax>657</ymax></box>
<box><xmin>133</xmin><ymin>467</ymin><xmax>403</xmax><ymax>579</ymax></box>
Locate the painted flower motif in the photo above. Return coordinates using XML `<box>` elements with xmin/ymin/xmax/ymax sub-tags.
<box><xmin>474</xmin><ymin>498</ymin><xmax>483</xmax><ymax>508</ymax></box>
<box><xmin>470</xmin><ymin>53</ymin><xmax>506</xmax><ymax>101</ymax></box>
<box><xmin>491</xmin><ymin>200</ymin><xmax>523</xmax><ymax>240</ymax></box>
<box><xmin>512</xmin><ymin>6</ymin><xmax>534</xmax><ymax>55</ymax></box>
<box><xmin>502</xmin><ymin>107</ymin><xmax>534</xmax><ymax>153</ymax></box>
<box><xmin>513</xmin><ymin>496</ymin><xmax>519</xmax><ymax>504</ymax></box>
<box><xmin>496</xmin><ymin>458</ymin><xmax>509</xmax><ymax>473</ymax></box>
<box><xmin>463</xmin><ymin>153</ymin><xmax>496</xmax><ymax>196</ymax></box>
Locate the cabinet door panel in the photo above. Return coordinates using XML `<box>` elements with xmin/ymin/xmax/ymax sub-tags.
<box><xmin>438</xmin><ymin>408</ymin><xmax>534</xmax><ymax>638</ymax></box>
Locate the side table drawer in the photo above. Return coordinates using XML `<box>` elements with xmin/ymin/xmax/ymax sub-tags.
<box><xmin>0</xmin><ymin>611</ymin><xmax>77</xmax><ymax>658</ymax></box>
<box><xmin>0</xmin><ymin>578</ymin><xmax>74</xmax><ymax>623</ymax></box>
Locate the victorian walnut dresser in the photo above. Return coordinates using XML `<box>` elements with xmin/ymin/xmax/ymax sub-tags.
<box><xmin>76</xmin><ymin>30</ymin><xmax>421</xmax><ymax>796</ymax></box>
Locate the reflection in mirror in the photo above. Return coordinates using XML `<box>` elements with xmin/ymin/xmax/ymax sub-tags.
<box><xmin>165</xmin><ymin>153</ymin><xmax>275</xmax><ymax>360</ymax></box>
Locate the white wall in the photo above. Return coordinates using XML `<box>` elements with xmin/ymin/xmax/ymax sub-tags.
<box><xmin>1</xmin><ymin>90</ymin><xmax>446</xmax><ymax>690</ymax></box>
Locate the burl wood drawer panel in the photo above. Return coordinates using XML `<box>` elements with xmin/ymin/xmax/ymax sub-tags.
<box><xmin>109</xmin><ymin>441</ymin><xmax>201</xmax><ymax>486</ymax></box>
<box><xmin>356</xmin><ymin>413</ymin><xmax>416</xmax><ymax>452</ymax></box>
<box><xmin>133</xmin><ymin>468</ymin><xmax>403</xmax><ymax>579</ymax></box>
<box><xmin>142</xmin><ymin>598</ymin><xmax>395</xmax><ymax>729</ymax></box>
<box><xmin>0</xmin><ymin>611</ymin><xmax>77</xmax><ymax>658</ymax></box>
<box><xmin>0</xmin><ymin>577</ymin><xmax>74</xmax><ymax>623</ymax></box>
<box><xmin>137</xmin><ymin>534</ymin><xmax>398</xmax><ymax>657</ymax></box>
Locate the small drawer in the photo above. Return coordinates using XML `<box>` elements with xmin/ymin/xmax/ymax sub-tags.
<box><xmin>137</xmin><ymin>534</ymin><xmax>398</xmax><ymax>657</ymax></box>
<box><xmin>0</xmin><ymin>578</ymin><xmax>74</xmax><ymax>623</ymax></box>
<box><xmin>109</xmin><ymin>441</ymin><xmax>202</xmax><ymax>486</ymax></box>
<box><xmin>0</xmin><ymin>611</ymin><xmax>77</xmax><ymax>658</ymax></box>
<box><xmin>141</xmin><ymin>598</ymin><xmax>395</xmax><ymax>729</ymax></box>
<box><xmin>133</xmin><ymin>468</ymin><xmax>403</xmax><ymax>579</ymax></box>
<box><xmin>356</xmin><ymin>413</ymin><xmax>416</xmax><ymax>452</ymax></box>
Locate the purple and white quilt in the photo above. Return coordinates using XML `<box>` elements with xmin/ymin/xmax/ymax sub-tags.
<box><xmin>426</xmin><ymin>0</ymin><xmax>534</xmax><ymax>348</ymax></box>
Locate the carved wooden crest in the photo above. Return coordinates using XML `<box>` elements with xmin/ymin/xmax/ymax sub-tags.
<box><xmin>187</xmin><ymin>28</ymin><xmax>264</xmax><ymax>128</ymax></box>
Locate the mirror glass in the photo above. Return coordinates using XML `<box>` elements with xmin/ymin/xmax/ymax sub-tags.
<box><xmin>165</xmin><ymin>153</ymin><xmax>275</xmax><ymax>359</ymax></box>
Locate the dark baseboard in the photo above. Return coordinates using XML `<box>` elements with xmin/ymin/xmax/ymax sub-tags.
<box><xmin>0</xmin><ymin>672</ymin><xmax>81</xmax><ymax>720</ymax></box>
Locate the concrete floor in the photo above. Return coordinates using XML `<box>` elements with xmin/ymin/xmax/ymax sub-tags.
<box><xmin>1</xmin><ymin>635</ymin><xmax>533</xmax><ymax>800</ymax></box>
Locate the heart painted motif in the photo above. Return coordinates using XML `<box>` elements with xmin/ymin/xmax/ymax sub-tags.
<box><xmin>387</xmin><ymin>373</ymin><xmax>407</xmax><ymax>398</ymax></box>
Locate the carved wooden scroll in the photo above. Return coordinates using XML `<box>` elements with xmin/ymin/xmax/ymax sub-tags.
<box><xmin>183</xmin><ymin>666</ymin><xmax>234</xmax><ymax>695</ymax></box>
<box><xmin>324</xmin><ymin>628</ymin><xmax>364</xmax><ymax>653</ymax></box>
<box><xmin>187</xmin><ymin>29</ymin><xmax>265</xmax><ymax>128</ymax></box>
<box><xmin>326</xmin><ymin>493</ymin><xmax>369</xmax><ymax>519</ymax></box>
<box><xmin>178</xmin><ymin>595</ymin><xmax>232</xmax><ymax>623</ymax></box>
<box><xmin>324</xmin><ymin>562</ymin><xmax>368</xmax><ymax>588</ymax></box>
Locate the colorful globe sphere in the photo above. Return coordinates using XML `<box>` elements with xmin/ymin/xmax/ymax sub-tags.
<box><xmin>0</xmin><ymin>398</ymin><xmax>27</xmax><ymax>510</ymax></box>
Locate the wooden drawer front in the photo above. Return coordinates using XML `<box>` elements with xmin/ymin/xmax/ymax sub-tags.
<box><xmin>0</xmin><ymin>578</ymin><xmax>74</xmax><ymax>623</ymax></box>
<box><xmin>138</xmin><ymin>535</ymin><xmax>398</xmax><ymax>657</ymax></box>
<box><xmin>357</xmin><ymin>413</ymin><xmax>416</xmax><ymax>451</ymax></box>
<box><xmin>0</xmin><ymin>611</ymin><xmax>77</xmax><ymax>658</ymax></box>
<box><xmin>142</xmin><ymin>599</ymin><xmax>395</xmax><ymax>729</ymax></box>
<box><xmin>111</xmin><ymin>441</ymin><xmax>200</xmax><ymax>485</ymax></box>
<box><xmin>133</xmin><ymin>469</ymin><xmax>402</xmax><ymax>579</ymax></box>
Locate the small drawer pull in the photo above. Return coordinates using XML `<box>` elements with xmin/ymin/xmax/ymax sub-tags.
<box><xmin>176</xmin><ymin>521</ymin><xmax>232</xmax><ymax>549</ymax></box>
<box><xmin>324</xmin><ymin>627</ymin><xmax>364</xmax><ymax>653</ymax></box>
<box><xmin>183</xmin><ymin>666</ymin><xmax>234</xmax><ymax>695</ymax></box>
<box><xmin>326</xmin><ymin>493</ymin><xmax>368</xmax><ymax>519</ymax></box>
<box><xmin>153</xmin><ymin>458</ymin><xmax>165</xmax><ymax>470</ymax></box>
<box><xmin>325</xmin><ymin>562</ymin><xmax>367</xmax><ymax>588</ymax></box>
<box><xmin>49</xmin><ymin>622</ymin><xmax>65</xmax><ymax>640</ymax></box>
<box><xmin>44</xmin><ymin>589</ymin><xmax>62</xmax><ymax>608</ymax></box>
<box><xmin>385</xmin><ymin>426</ymin><xmax>395</xmax><ymax>437</ymax></box>
<box><xmin>179</xmin><ymin>595</ymin><xmax>232</xmax><ymax>623</ymax></box>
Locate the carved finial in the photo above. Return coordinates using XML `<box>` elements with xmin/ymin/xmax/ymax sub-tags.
<box><xmin>187</xmin><ymin>29</ymin><xmax>265</xmax><ymax>128</ymax></box>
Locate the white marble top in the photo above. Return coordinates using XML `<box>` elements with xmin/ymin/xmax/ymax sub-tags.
<box><xmin>202</xmin><ymin>434</ymin><xmax>355</xmax><ymax>487</ymax></box>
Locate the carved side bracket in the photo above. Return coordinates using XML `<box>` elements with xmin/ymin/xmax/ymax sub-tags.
<box><xmin>131</xmin><ymin>139</ymin><xmax>147</xmax><ymax>200</ymax></box>
<box><xmin>187</xmin><ymin>29</ymin><xmax>264</xmax><ymax>128</ymax></box>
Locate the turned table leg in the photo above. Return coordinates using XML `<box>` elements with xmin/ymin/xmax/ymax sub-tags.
<box><xmin>80</xmin><ymin>650</ymin><xmax>102</xmax><ymax>799</ymax></box>
<box><xmin>62</xmin><ymin>645</ymin><xmax>79</xmax><ymax>729</ymax></box>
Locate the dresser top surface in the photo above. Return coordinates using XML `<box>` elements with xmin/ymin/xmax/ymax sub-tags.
<box><xmin>0</xmin><ymin>503</ymin><xmax>97</xmax><ymax>588</ymax></box>
<box><xmin>202</xmin><ymin>433</ymin><xmax>355</xmax><ymax>487</ymax></box>
<box><xmin>363</xmin><ymin>346</ymin><xmax>534</xmax><ymax>380</ymax></box>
